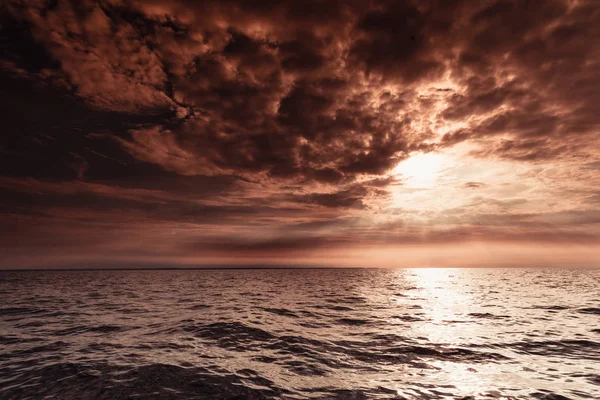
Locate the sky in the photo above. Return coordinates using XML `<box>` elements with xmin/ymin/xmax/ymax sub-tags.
<box><xmin>1</xmin><ymin>0</ymin><xmax>599</xmax><ymax>269</ymax></box>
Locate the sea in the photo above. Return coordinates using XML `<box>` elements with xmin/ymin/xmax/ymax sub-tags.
<box><xmin>0</xmin><ymin>268</ymin><xmax>599</xmax><ymax>399</ymax></box>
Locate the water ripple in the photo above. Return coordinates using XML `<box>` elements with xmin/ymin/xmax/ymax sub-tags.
<box><xmin>0</xmin><ymin>268</ymin><xmax>599</xmax><ymax>399</ymax></box>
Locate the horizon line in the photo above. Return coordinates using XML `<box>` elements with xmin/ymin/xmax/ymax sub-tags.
<box><xmin>2</xmin><ymin>266</ymin><xmax>598</xmax><ymax>272</ymax></box>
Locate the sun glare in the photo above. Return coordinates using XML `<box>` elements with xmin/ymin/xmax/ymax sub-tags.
<box><xmin>393</xmin><ymin>152</ymin><xmax>449</xmax><ymax>187</ymax></box>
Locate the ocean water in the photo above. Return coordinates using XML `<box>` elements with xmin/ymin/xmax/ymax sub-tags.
<box><xmin>0</xmin><ymin>268</ymin><xmax>599</xmax><ymax>400</ymax></box>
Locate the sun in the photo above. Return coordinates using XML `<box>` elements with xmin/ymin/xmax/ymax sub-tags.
<box><xmin>393</xmin><ymin>152</ymin><xmax>448</xmax><ymax>187</ymax></box>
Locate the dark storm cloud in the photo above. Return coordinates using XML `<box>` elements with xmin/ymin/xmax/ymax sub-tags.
<box><xmin>349</xmin><ymin>2</ymin><xmax>447</xmax><ymax>84</ymax></box>
<box><xmin>1</xmin><ymin>0</ymin><xmax>600</xmax><ymax>267</ymax></box>
<box><xmin>292</xmin><ymin>185</ymin><xmax>371</xmax><ymax>209</ymax></box>
<box><xmin>4</xmin><ymin>0</ymin><xmax>598</xmax><ymax>181</ymax></box>
<box><xmin>440</xmin><ymin>0</ymin><xmax>600</xmax><ymax>161</ymax></box>
<box><xmin>0</xmin><ymin>71</ymin><xmax>178</xmax><ymax>183</ymax></box>
<box><xmin>1</xmin><ymin>0</ymin><xmax>422</xmax><ymax>187</ymax></box>
<box><xmin>0</xmin><ymin>176</ymin><xmax>308</xmax><ymax>226</ymax></box>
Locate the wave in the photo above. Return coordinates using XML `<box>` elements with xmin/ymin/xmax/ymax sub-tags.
<box><xmin>2</xmin><ymin>268</ymin><xmax>599</xmax><ymax>399</ymax></box>
<box><xmin>0</xmin><ymin>362</ymin><xmax>289</xmax><ymax>400</ymax></box>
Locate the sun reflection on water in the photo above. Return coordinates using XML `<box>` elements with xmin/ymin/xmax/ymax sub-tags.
<box><xmin>407</xmin><ymin>268</ymin><xmax>471</xmax><ymax>328</ymax></box>
<box><xmin>400</xmin><ymin>268</ymin><xmax>499</xmax><ymax>396</ymax></box>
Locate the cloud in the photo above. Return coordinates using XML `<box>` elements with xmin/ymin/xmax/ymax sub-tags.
<box><xmin>4</xmin><ymin>0</ymin><xmax>181</xmax><ymax>113</ymax></box>
<box><xmin>437</xmin><ymin>0</ymin><xmax>600</xmax><ymax>161</ymax></box>
<box><xmin>292</xmin><ymin>185</ymin><xmax>371</xmax><ymax>209</ymax></box>
<box><xmin>1</xmin><ymin>0</ymin><xmax>600</xmax><ymax>267</ymax></box>
<box><xmin>463</xmin><ymin>182</ymin><xmax>486</xmax><ymax>189</ymax></box>
<box><xmin>184</xmin><ymin>236</ymin><xmax>340</xmax><ymax>255</ymax></box>
<box><xmin>5</xmin><ymin>0</ymin><xmax>598</xmax><ymax>180</ymax></box>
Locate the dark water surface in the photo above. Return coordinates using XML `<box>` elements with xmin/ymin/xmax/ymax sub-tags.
<box><xmin>1</xmin><ymin>268</ymin><xmax>599</xmax><ymax>399</ymax></box>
